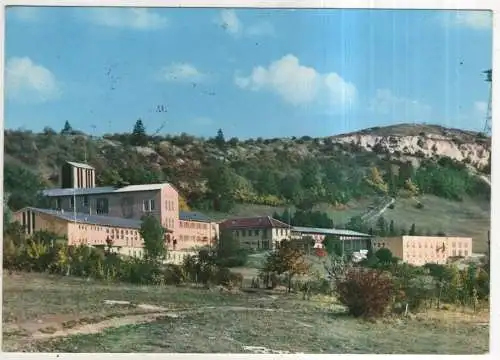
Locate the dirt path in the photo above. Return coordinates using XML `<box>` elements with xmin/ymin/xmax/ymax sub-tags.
<box><xmin>6</xmin><ymin>302</ymin><xmax>291</xmax><ymax>342</ymax></box>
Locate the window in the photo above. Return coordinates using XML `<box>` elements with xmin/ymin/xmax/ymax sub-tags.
<box><xmin>70</xmin><ymin>196</ymin><xmax>75</xmax><ymax>209</ymax></box>
<box><xmin>96</xmin><ymin>198</ymin><xmax>109</xmax><ymax>215</ymax></box>
<box><xmin>180</xmin><ymin>222</ymin><xmax>184</xmax><ymax>228</ymax></box>
<box><xmin>254</xmin><ymin>230</ymin><xmax>259</xmax><ymax>236</ymax></box>
<box><xmin>280</xmin><ymin>229</ymin><xmax>284</xmax><ymax>236</ymax></box>
<box><xmin>82</xmin><ymin>196</ymin><xmax>89</xmax><ymax>207</ymax></box>
<box><xmin>55</xmin><ymin>198</ymin><xmax>61</xmax><ymax>209</ymax></box>
<box><xmin>464</xmin><ymin>250</ymin><xmax>468</xmax><ymax>256</ymax></box>
<box><xmin>242</xmin><ymin>230</ymin><xmax>246</xmax><ymax>237</ymax></box>
<box><xmin>143</xmin><ymin>199</ymin><xmax>155</xmax><ymax>212</ymax></box>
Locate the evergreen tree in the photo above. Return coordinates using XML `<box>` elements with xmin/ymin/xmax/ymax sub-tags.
<box><xmin>131</xmin><ymin>119</ymin><xmax>148</xmax><ymax>146</ymax></box>
<box><xmin>215</xmin><ymin>128</ymin><xmax>225</xmax><ymax>149</ymax></box>
<box><xmin>376</xmin><ymin>216</ymin><xmax>387</xmax><ymax>237</ymax></box>
<box><xmin>389</xmin><ymin>220</ymin><xmax>396</xmax><ymax>236</ymax></box>
<box><xmin>409</xmin><ymin>223</ymin><xmax>417</xmax><ymax>236</ymax></box>
<box><xmin>61</xmin><ymin>121</ymin><xmax>73</xmax><ymax>135</ymax></box>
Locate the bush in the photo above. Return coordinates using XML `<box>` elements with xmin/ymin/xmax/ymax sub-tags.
<box><xmin>215</xmin><ymin>267</ymin><xmax>243</xmax><ymax>289</ymax></box>
<box><xmin>335</xmin><ymin>268</ymin><xmax>394</xmax><ymax>318</ymax></box>
<box><xmin>163</xmin><ymin>264</ymin><xmax>186</xmax><ymax>285</ymax></box>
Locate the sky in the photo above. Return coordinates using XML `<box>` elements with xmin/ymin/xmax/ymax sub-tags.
<box><xmin>3</xmin><ymin>6</ymin><xmax>493</xmax><ymax>139</ymax></box>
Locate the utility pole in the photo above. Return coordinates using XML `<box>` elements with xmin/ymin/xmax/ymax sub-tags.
<box><xmin>483</xmin><ymin>69</ymin><xmax>492</xmax><ymax>135</ymax></box>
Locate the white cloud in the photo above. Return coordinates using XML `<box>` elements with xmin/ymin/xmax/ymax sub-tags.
<box><xmin>158</xmin><ymin>63</ymin><xmax>207</xmax><ymax>83</ymax></box>
<box><xmin>474</xmin><ymin>101</ymin><xmax>488</xmax><ymax>114</ymax></box>
<box><xmin>5</xmin><ymin>57</ymin><xmax>61</xmax><ymax>103</ymax></box>
<box><xmin>442</xmin><ymin>11</ymin><xmax>492</xmax><ymax>30</ymax></box>
<box><xmin>369</xmin><ymin>89</ymin><xmax>432</xmax><ymax>121</ymax></box>
<box><xmin>216</xmin><ymin>10</ymin><xmax>275</xmax><ymax>37</ymax></box>
<box><xmin>218</xmin><ymin>9</ymin><xmax>242</xmax><ymax>35</ymax></box>
<box><xmin>86</xmin><ymin>8</ymin><xmax>168</xmax><ymax>30</ymax></box>
<box><xmin>235</xmin><ymin>54</ymin><xmax>356</xmax><ymax>110</ymax></box>
<box><xmin>9</xmin><ymin>6</ymin><xmax>39</xmax><ymax>22</ymax></box>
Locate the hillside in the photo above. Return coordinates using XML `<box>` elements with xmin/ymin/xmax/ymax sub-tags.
<box><xmin>3</xmin><ymin>122</ymin><xmax>491</xmax><ymax>252</ymax></box>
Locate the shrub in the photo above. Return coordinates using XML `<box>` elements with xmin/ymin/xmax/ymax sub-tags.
<box><xmin>215</xmin><ymin>267</ymin><xmax>243</xmax><ymax>289</ymax></box>
<box><xmin>163</xmin><ymin>264</ymin><xmax>186</xmax><ymax>285</ymax></box>
<box><xmin>335</xmin><ymin>268</ymin><xmax>394</xmax><ymax>318</ymax></box>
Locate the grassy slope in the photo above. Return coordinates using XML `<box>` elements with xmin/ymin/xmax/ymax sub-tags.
<box><xmin>2</xmin><ymin>272</ymin><xmax>489</xmax><ymax>354</ymax></box>
<box><xmin>207</xmin><ymin>195</ymin><xmax>490</xmax><ymax>253</ymax></box>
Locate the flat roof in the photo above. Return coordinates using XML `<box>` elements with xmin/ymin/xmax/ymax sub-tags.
<box><xmin>292</xmin><ymin>226</ymin><xmax>372</xmax><ymax>238</ymax></box>
<box><xmin>41</xmin><ymin>183</ymin><xmax>169</xmax><ymax>197</ymax></box>
<box><xmin>22</xmin><ymin>207</ymin><xmax>143</xmax><ymax>229</ymax></box>
<box><xmin>179</xmin><ymin>211</ymin><xmax>212</xmax><ymax>223</ymax></box>
<box><xmin>66</xmin><ymin>161</ymin><xmax>96</xmax><ymax>170</ymax></box>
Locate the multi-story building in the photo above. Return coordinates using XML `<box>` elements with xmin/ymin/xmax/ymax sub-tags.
<box><xmin>219</xmin><ymin>216</ymin><xmax>291</xmax><ymax>250</ymax></box>
<box><xmin>291</xmin><ymin>226</ymin><xmax>373</xmax><ymax>252</ymax></box>
<box><xmin>13</xmin><ymin>207</ymin><xmax>146</xmax><ymax>258</ymax></box>
<box><xmin>36</xmin><ymin>161</ymin><xmax>219</xmax><ymax>251</ymax></box>
<box><xmin>372</xmin><ymin>235</ymin><xmax>473</xmax><ymax>266</ymax></box>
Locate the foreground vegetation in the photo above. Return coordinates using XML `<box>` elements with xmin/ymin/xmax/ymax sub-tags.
<box><xmin>3</xmin><ymin>216</ymin><xmax>490</xmax><ymax>353</ymax></box>
<box><xmin>2</xmin><ymin>272</ymin><xmax>489</xmax><ymax>354</ymax></box>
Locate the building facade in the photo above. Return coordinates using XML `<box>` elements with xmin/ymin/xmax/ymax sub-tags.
<box><xmin>219</xmin><ymin>216</ymin><xmax>291</xmax><ymax>250</ymax></box>
<box><xmin>39</xmin><ymin>161</ymin><xmax>219</xmax><ymax>251</ymax></box>
<box><xmin>372</xmin><ymin>235</ymin><xmax>473</xmax><ymax>266</ymax></box>
<box><xmin>291</xmin><ymin>226</ymin><xmax>373</xmax><ymax>252</ymax></box>
<box><xmin>13</xmin><ymin>207</ymin><xmax>146</xmax><ymax>258</ymax></box>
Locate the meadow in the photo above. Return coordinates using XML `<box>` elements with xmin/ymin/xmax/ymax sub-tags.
<box><xmin>2</xmin><ymin>271</ymin><xmax>489</xmax><ymax>354</ymax></box>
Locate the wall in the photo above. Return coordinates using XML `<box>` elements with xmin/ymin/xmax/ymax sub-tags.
<box><xmin>53</xmin><ymin>189</ymin><xmax>163</xmax><ymax>221</ymax></box>
<box><xmin>231</xmin><ymin>227</ymin><xmax>291</xmax><ymax>250</ymax></box>
<box><xmin>66</xmin><ymin>222</ymin><xmax>144</xmax><ymax>248</ymax></box>
<box><xmin>165</xmin><ymin>250</ymin><xmax>198</xmax><ymax>265</ymax></box>
<box><xmin>177</xmin><ymin>220</ymin><xmax>219</xmax><ymax>250</ymax></box>
<box><xmin>374</xmin><ymin>236</ymin><xmax>473</xmax><ymax>266</ymax></box>
<box><xmin>160</xmin><ymin>184</ymin><xmax>180</xmax><ymax>241</ymax></box>
<box><xmin>14</xmin><ymin>209</ymin><xmax>70</xmax><ymax>238</ymax></box>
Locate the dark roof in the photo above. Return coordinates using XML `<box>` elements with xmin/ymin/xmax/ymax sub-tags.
<box><xmin>22</xmin><ymin>207</ymin><xmax>143</xmax><ymax>229</ymax></box>
<box><xmin>219</xmin><ymin>216</ymin><xmax>290</xmax><ymax>230</ymax></box>
<box><xmin>41</xmin><ymin>183</ymin><xmax>168</xmax><ymax>197</ymax></box>
<box><xmin>179</xmin><ymin>211</ymin><xmax>212</xmax><ymax>223</ymax></box>
<box><xmin>65</xmin><ymin>161</ymin><xmax>95</xmax><ymax>170</ymax></box>
<box><xmin>292</xmin><ymin>226</ymin><xmax>372</xmax><ymax>238</ymax></box>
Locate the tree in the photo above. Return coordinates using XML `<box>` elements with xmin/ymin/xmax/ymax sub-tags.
<box><xmin>375</xmin><ymin>248</ymin><xmax>393</xmax><ymax>264</ymax></box>
<box><xmin>61</xmin><ymin>121</ymin><xmax>73</xmax><ymax>135</ymax></box>
<box><xmin>409</xmin><ymin>223</ymin><xmax>417</xmax><ymax>236</ymax></box>
<box><xmin>216</xmin><ymin>231</ymin><xmax>247</xmax><ymax>267</ymax></box>
<box><xmin>376</xmin><ymin>216</ymin><xmax>388</xmax><ymax>237</ymax></box>
<box><xmin>388</xmin><ymin>220</ymin><xmax>396</xmax><ymax>236</ymax></box>
<box><xmin>131</xmin><ymin>119</ymin><xmax>148</xmax><ymax>146</ymax></box>
<box><xmin>366</xmin><ymin>167</ymin><xmax>388</xmax><ymax>194</ymax></box>
<box><xmin>204</xmin><ymin>161</ymin><xmax>238</xmax><ymax>212</ymax></box>
<box><xmin>139</xmin><ymin>215</ymin><xmax>166</xmax><ymax>262</ymax></box>
<box><xmin>323</xmin><ymin>235</ymin><xmax>342</xmax><ymax>257</ymax></box>
<box><xmin>263</xmin><ymin>241</ymin><xmax>310</xmax><ymax>292</ymax></box>
<box><xmin>215</xmin><ymin>128</ymin><xmax>225</xmax><ymax>149</ymax></box>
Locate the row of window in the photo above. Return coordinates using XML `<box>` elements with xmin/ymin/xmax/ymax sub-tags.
<box><xmin>165</xmin><ymin>200</ymin><xmax>176</xmax><ymax>212</ymax></box>
<box><xmin>234</xmin><ymin>229</ymin><xmax>288</xmax><ymax>237</ymax></box>
<box><xmin>179</xmin><ymin>221</ymin><xmax>209</xmax><ymax>230</ymax></box>
<box><xmin>179</xmin><ymin>235</ymin><xmax>209</xmax><ymax>242</ymax></box>
<box><xmin>404</xmin><ymin>241</ymin><xmax>469</xmax><ymax>249</ymax></box>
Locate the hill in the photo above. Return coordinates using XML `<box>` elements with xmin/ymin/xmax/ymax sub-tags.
<box><xmin>3</xmin><ymin>122</ymin><xmax>491</xmax><ymax>252</ymax></box>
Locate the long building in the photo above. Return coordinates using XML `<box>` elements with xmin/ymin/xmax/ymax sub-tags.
<box><xmin>372</xmin><ymin>236</ymin><xmax>473</xmax><ymax>266</ymax></box>
<box><xmin>291</xmin><ymin>226</ymin><xmax>373</xmax><ymax>252</ymax></box>
<box><xmin>33</xmin><ymin>161</ymin><xmax>218</xmax><ymax>251</ymax></box>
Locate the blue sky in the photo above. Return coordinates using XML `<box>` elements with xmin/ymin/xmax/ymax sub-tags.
<box><xmin>4</xmin><ymin>7</ymin><xmax>493</xmax><ymax>139</ymax></box>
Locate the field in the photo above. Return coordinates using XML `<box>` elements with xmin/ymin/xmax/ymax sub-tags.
<box><xmin>210</xmin><ymin>194</ymin><xmax>490</xmax><ymax>253</ymax></box>
<box><xmin>2</xmin><ymin>272</ymin><xmax>489</xmax><ymax>354</ymax></box>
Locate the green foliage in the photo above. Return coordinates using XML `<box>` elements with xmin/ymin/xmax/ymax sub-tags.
<box><xmin>216</xmin><ymin>231</ymin><xmax>248</xmax><ymax>267</ymax></box>
<box><xmin>3</xmin><ymin>128</ymin><xmax>490</xmax><ymax>215</ymax></box>
<box><xmin>139</xmin><ymin>215</ymin><xmax>166</xmax><ymax>263</ymax></box>
<box><xmin>131</xmin><ymin>119</ymin><xmax>148</xmax><ymax>146</ymax></box>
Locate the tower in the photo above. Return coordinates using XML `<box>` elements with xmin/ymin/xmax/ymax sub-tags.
<box><xmin>483</xmin><ymin>69</ymin><xmax>492</xmax><ymax>135</ymax></box>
